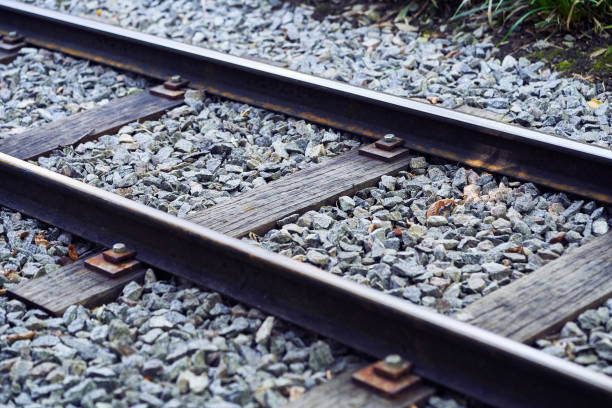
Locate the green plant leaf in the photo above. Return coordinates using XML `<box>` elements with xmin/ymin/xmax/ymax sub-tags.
<box><xmin>396</xmin><ymin>4</ymin><xmax>412</xmax><ymax>21</ymax></box>
<box><xmin>496</xmin><ymin>6</ymin><xmax>551</xmax><ymax>47</ymax></box>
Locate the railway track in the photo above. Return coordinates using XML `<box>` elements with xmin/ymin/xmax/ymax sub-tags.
<box><xmin>0</xmin><ymin>1</ymin><xmax>611</xmax><ymax>406</ymax></box>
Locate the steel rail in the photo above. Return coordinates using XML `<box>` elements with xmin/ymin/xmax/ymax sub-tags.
<box><xmin>1</xmin><ymin>0</ymin><xmax>611</xmax><ymax>204</ymax></box>
<box><xmin>1</xmin><ymin>155</ymin><xmax>612</xmax><ymax>407</ymax></box>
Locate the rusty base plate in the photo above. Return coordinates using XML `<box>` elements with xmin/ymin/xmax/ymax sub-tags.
<box><xmin>164</xmin><ymin>79</ymin><xmax>189</xmax><ymax>90</ymax></box>
<box><xmin>102</xmin><ymin>248</ymin><xmax>136</xmax><ymax>263</ymax></box>
<box><xmin>373</xmin><ymin>360</ymin><xmax>411</xmax><ymax>380</ymax></box>
<box><xmin>85</xmin><ymin>253</ymin><xmax>141</xmax><ymax>277</ymax></box>
<box><xmin>359</xmin><ymin>142</ymin><xmax>409</xmax><ymax>162</ymax></box>
<box><xmin>149</xmin><ymin>84</ymin><xmax>185</xmax><ymax>100</ymax></box>
<box><xmin>375</xmin><ymin>138</ymin><xmax>403</xmax><ymax>151</ymax></box>
<box><xmin>0</xmin><ymin>41</ymin><xmax>25</xmax><ymax>52</ymax></box>
<box><xmin>352</xmin><ymin>363</ymin><xmax>422</xmax><ymax>398</ymax></box>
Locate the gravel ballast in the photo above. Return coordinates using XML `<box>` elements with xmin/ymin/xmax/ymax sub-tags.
<box><xmin>251</xmin><ymin>155</ymin><xmax>611</xmax><ymax>314</ymax></box>
<box><xmin>0</xmin><ymin>271</ymin><xmax>360</xmax><ymax>407</ymax></box>
<box><xmin>536</xmin><ymin>298</ymin><xmax>612</xmax><ymax>378</ymax></box>
<box><xmin>0</xmin><ymin>208</ymin><xmax>94</xmax><ymax>284</ymax></box>
<box><xmin>36</xmin><ymin>91</ymin><xmax>361</xmax><ymax>218</ymax></box>
<box><xmin>21</xmin><ymin>0</ymin><xmax>612</xmax><ymax>148</ymax></box>
<box><xmin>0</xmin><ymin>47</ymin><xmax>147</xmax><ymax>139</ymax></box>
<box><xmin>0</xmin><ymin>211</ymin><xmax>468</xmax><ymax>408</ymax></box>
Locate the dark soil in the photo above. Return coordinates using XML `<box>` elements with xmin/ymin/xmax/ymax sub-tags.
<box><xmin>494</xmin><ymin>26</ymin><xmax>612</xmax><ymax>85</ymax></box>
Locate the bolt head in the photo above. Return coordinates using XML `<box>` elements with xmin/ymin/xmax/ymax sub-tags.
<box><xmin>383</xmin><ymin>134</ymin><xmax>396</xmax><ymax>143</ymax></box>
<box><xmin>170</xmin><ymin>75</ymin><xmax>182</xmax><ymax>83</ymax></box>
<box><xmin>8</xmin><ymin>31</ymin><xmax>17</xmax><ymax>38</ymax></box>
<box><xmin>112</xmin><ymin>243</ymin><xmax>127</xmax><ymax>254</ymax></box>
<box><xmin>384</xmin><ymin>354</ymin><xmax>403</xmax><ymax>368</ymax></box>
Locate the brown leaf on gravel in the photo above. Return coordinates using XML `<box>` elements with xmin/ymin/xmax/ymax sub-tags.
<box><xmin>2</xmin><ymin>269</ymin><xmax>16</xmax><ymax>277</ymax></box>
<box><xmin>0</xmin><ymin>289</ymin><xmax>6</xmax><ymax>295</ymax></box>
<box><xmin>34</xmin><ymin>232</ymin><xmax>50</xmax><ymax>248</ymax></box>
<box><xmin>548</xmin><ymin>231</ymin><xmax>566</xmax><ymax>244</ymax></box>
<box><xmin>393</xmin><ymin>227</ymin><xmax>403</xmax><ymax>237</ymax></box>
<box><xmin>17</xmin><ymin>231</ymin><xmax>29</xmax><ymax>239</ymax></box>
<box><xmin>426</xmin><ymin>96</ymin><xmax>440</xmax><ymax>104</ymax></box>
<box><xmin>68</xmin><ymin>244</ymin><xmax>79</xmax><ymax>261</ymax></box>
<box><xmin>289</xmin><ymin>386</ymin><xmax>306</xmax><ymax>401</ymax></box>
<box><xmin>573</xmin><ymin>73</ymin><xmax>595</xmax><ymax>82</ymax></box>
<box><xmin>5</xmin><ymin>331</ymin><xmax>35</xmax><ymax>341</ymax></box>
<box><xmin>445</xmin><ymin>49</ymin><xmax>461</xmax><ymax>59</ymax></box>
<box><xmin>508</xmin><ymin>245</ymin><xmax>524</xmax><ymax>254</ymax></box>
<box><xmin>426</xmin><ymin>199</ymin><xmax>456</xmax><ymax>219</ymax></box>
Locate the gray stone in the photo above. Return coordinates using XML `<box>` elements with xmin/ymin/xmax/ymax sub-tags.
<box><xmin>108</xmin><ymin>319</ymin><xmax>132</xmax><ymax>342</ymax></box>
<box><xmin>256</xmin><ymin>316</ymin><xmax>275</xmax><ymax>345</ymax></box>
<box><xmin>308</xmin><ymin>341</ymin><xmax>334</xmax><ymax>371</ymax></box>
<box><xmin>482</xmin><ymin>262</ymin><xmax>511</xmax><ymax>280</ymax></box>
<box><xmin>122</xmin><ymin>281</ymin><xmax>143</xmax><ymax>301</ymax></box>
<box><xmin>592</xmin><ymin>220</ymin><xmax>609</xmax><ymax>236</ymax></box>
<box><xmin>427</xmin><ymin>216</ymin><xmax>448</xmax><ymax>227</ymax></box>
<box><xmin>306</xmin><ymin>250</ymin><xmax>329</xmax><ymax>266</ymax></box>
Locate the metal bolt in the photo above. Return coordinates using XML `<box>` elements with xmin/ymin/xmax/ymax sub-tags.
<box><xmin>383</xmin><ymin>134</ymin><xmax>396</xmax><ymax>143</ymax></box>
<box><xmin>8</xmin><ymin>31</ymin><xmax>17</xmax><ymax>38</ymax></box>
<box><xmin>112</xmin><ymin>243</ymin><xmax>127</xmax><ymax>254</ymax></box>
<box><xmin>383</xmin><ymin>354</ymin><xmax>403</xmax><ymax>368</ymax></box>
<box><xmin>170</xmin><ymin>75</ymin><xmax>182</xmax><ymax>83</ymax></box>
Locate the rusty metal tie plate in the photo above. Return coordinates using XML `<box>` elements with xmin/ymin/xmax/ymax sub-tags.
<box><xmin>85</xmin><ymin>248</ymin><xmax>141</xmax><ymax>277</ymax></box>
<box><xmin>358</xmin><ymin>142</ymin><xmax>409</xmax><ymax>162</ymax></box>
<box><xmin>352</xmin><ymin>359</ymin><xmax>423</xmax><ymax>399</ymax></box>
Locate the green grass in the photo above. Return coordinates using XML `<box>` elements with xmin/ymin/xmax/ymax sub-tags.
<box><xmin>398</xmin><ymin>0</ymin><xmax>612</xmax><ymax>43</ymax></box>
<box><xmin>454</xmin><ymin>0</ymin><xmax>612</xmax><ymax>43</ymax></box>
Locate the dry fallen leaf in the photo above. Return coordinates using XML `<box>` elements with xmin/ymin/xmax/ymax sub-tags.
<box><xmin>445</xmin><ymin>49</ymin><xmax>461</xmax><ymax>59</ymax></box>
<box><xmin>17</xmin><ymin>231</ymin><xmax>29</xmax><ymax>239</ymax></box>
<box><xmin>572</xmin><ymin>73</ymin><xmax>595</xmax><ymax>82</ymax></box>
<box><xmin>590</xmin><ymin>48</ymin><xmax>606</xmax><ymax>59</ymax></box>
<box><xmin>34</xmin><ymin>231</ymin><xmax>50</xmax><ymax>248</ymax></box>
<box><xmin>289</xmin><ymin>386</ymin><xmax>306</xmax><ymax>401</ymax></box>
<box><xmin>508</xmin><ymin>245</ymin><xmax>523</xmax><ymax>254</ymax></box>
<box><xmin>587</xmin><ymin>98</ymin><xmax>603</xmax><ymax>110</ymax></box>
<box><xmin>393</xmin><ymin>227</ymin><xmax>403</xmax><ymax>237</ymax></box>
<box><xmin>2</xmin><ymin>269</ymin><xmax>16</xmax><ymax>277</ymax></box>
<box><xmin>426</xmin><ymin>96</ymin><xmax>440</xmax><ymax>104</ymax></box>
<box><xmin>0</xmin><ymin>289</ymin><xmax>6</xmax><ymax>296</ymax></box>
<box><xmin>5</xmin><ymin>331</ymin><xmax>35</xmax><ymax>341</ymax></box>
<box><xmin>395</xmin><ymin>23</ymin><xmax>418</xmax><ymax>32</ymax></box>
<box><xmin>549</xmin><ymin>231</ymin><xmax>566</xmax><ymax>244</ymax></box>
<box><xmin>426</xmin><ymin>199</ymin><xmax>456</xmax><ymax>219</ymax></box>
<box><xmin>68</xmin><ymin>244</ymin><xmax>79</xmax><ymax>261</ymax></box>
